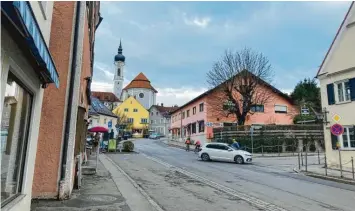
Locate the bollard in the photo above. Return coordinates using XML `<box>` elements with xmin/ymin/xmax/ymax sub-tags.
<box><xmin>339</xmin><ymin>150</ymin><xmax>343</xmax><ymax>178</ymax></box>
<box><xmin>318</xmin><ymin>150</ymin><xmax>320</xmax><ymax>165</ymax></box>
<box><xmin>305</xmin><ymin>148</ymin><xmax>308</xmax><ymax>172</ymax></box>
<box><xmin>262</xmin><ymin>145</ymin><xmax>264</xmax><ymax>157</ymax></box>
<box><xmin>298</xmin><ymin>151</ymin><xmax>301</xmax><ymax>170</ymax></box>
<box><xmin>325</xmin><ymin>154</ymin><xmax>328</xmax><ymax>176</ymax></box>
<box><xmin>352</xmin><ymin>157</ymin><xmax>354</xmax><ymax>180</ymax></box>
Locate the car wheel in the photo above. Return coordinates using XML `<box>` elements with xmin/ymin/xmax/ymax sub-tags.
<box><xmin>201</xmin><ymin>153</ymin><xmax>210</xmax><ymax>161</ymax></box>
<box><xmin>234</xmin><ymin>155</ymin><xmax>244</xmax><ymax>164</ymax></box>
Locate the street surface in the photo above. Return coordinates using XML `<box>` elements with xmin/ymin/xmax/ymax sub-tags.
<box><xmin>108</xmin><ymin>139</ymin><xmax>355</xmax><ymax>211</ymax></box>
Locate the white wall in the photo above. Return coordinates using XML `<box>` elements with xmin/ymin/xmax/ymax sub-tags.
<box><xmin>29</xmin><ymin>1</ymin><xmax>54</xmax><ymax>44</ymax></box>
<box><xmin>1</xmin><ymin>26</ymin><xmax>45</xmax><ymax>211</ymax></box>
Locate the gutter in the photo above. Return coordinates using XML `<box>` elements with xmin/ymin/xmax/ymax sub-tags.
<box><xmin>60</xmin><ymin>1</ymin><xmax>81</xmax><ymax>183</ymax></box>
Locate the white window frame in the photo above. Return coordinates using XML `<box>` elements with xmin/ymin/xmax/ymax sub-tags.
<box><xmin>38</xmin><ymin>1</ymin><xmax>48</xmax><ymax>20</ymax></box>
<box><xmin>274</xmin><ymin>104</ymin><xmax>287</xmax><ymax>113</ymax></box>
<box><xmin>334</xmin><ymin>80</ymin><xmax>351</xmax><ymax>103</ymax></box>
<box><xmin>340</xmin><ymin>126</ymin><xmax>355</xmax><ymax>149</ymax></box>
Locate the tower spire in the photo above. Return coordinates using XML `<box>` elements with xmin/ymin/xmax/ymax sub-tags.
<box><xmin>118</xmin><ymin>39</ymin><xmax>123</xmax><ymax>54</ymax></box>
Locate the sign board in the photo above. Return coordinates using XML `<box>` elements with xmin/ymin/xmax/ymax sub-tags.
<box><xmin>301</xmin><ymin>108</ymin><xmax>309</xmax><ymax>115</ymax></box>
<box><xmin>332</xmin><ymin>114</ymin><xmax>341</xmax><ymax>122</ymax></box>
<box><xmin>108</xmin><ymin>120</ymin><xmax>112</xmax><ymax>128</ymax></box>
<box><xmin>206</xmin><ymin>122</ymin><xmax>223</xmax><ymax>128</ymax></box>
<box><xmin>330</xmin><ymin>123</ymin><xmax>344</xmax><ymax>136</ymax></box>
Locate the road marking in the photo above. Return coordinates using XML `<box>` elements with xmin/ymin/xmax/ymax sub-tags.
<box><xmin>140</xmin><ymin>152</ymin><xmax>289</xmax><ymax>211</ymax></box>
<box><xmin>101</xmin><ymin>154</ymin><xmax>165</xmax><ymax>211</ymax></box>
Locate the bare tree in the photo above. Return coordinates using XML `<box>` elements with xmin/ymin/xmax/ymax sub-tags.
<box><xmin>206</xmin><ymin>48</ymin><xmax>274</xmax><ymax>125</ymax></box>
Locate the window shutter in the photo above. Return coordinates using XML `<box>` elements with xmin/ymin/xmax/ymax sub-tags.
<box><xmin>326</xmin><ymin>84</ymin><xmax>335</xmax><ymax>105</ymax></box>
<box><xmin>349</xmin><ymin>78</ymin><xmax>355</xmax><ymax>101</ymax></box>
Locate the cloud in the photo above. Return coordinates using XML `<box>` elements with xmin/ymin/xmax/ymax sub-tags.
<box><xmin>156</xmin><ymin>86</ymin><xmax>208</xmax><ymax>106</ymax></box>
<box><xmin>91</xmin><ymin>81</ymin><xmax>113</xmax><ymax>92</ymax></box>
<box><xmin>183</xmin><ymin>14</ymin><xmax>211</xmax><ymax>28</ymax></box>
<box><xmin>94</xmin><ymin>62</ymin><xmax>114</xmax><ymax>79</ymax></box>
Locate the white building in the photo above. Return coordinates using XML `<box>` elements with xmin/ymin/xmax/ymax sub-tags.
<box><xmin>113</xmin><ymin>40</ymin><xmax>125</xmax><ymax>99</ymax></box>
<box><xmin>316</xmin><ymin>2</ymin><xmax>355</xmax><ymax>169</ymax></box>
<box><xmin>1</xmin><ymin>1</ymin><xmax>58</xmax><ymax>210</ymax></box>
<box><xmin>120</xmin><ymin>72</ymin><xmax>157</xmax><ymax>110</ymax></box>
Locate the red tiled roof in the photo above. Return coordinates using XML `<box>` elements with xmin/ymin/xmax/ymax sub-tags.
<box><xmin>152</xmin><ymin>105</ymin><xmax>180</xmax><ymax>114</ymax></box>
<box><xmin>123</xmin><ymin>72</ymin><xmax>158</xmax><ymax>93</ymax></box>
<box><xmin>316</xmin><ymin>2</ymin><xmax>354</xmax><ymax>77</ymax></box>
<box><xmin>91</xmin><ymin>91</ymin><xmax>121</xmax><ymax>102</ymax></box>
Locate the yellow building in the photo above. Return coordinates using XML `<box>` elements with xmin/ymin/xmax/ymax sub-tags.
<box><xmin>113</xmin><ymin>96</ymin><xmax>149</xmax><ymax>138</ymax></box>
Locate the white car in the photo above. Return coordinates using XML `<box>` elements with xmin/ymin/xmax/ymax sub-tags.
<box><xmin>198</xmin><ymin>143</ymin><xmax>252</xmax><ymax>164</ymax></box>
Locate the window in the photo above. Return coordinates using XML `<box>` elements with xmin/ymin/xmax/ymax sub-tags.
<box><xmin>275</xmin><ymin>105</ymin><xmax>287</xmax><ymax>113</ymax></box>
<box><xmin>336</xmin><ymin>81</ymin><xmax>351</xmax><ymax>103</ymax></box>
<box><xmin>89</xmin><ymin>119</ymin><xmax>93</xmax><ymax>125</ymax></box>
<box><xmin>199</xmin><ymin>103</ymin><xmax>204</xmax><ymax>112</ymax></box>
<box><xmin>117</xmin><ymin>67</ymin><xmax>121</xmax><ymax>76</ymax></box>
<box><xmin>141</xmin><ymin>118</ymin><xmax>148</xmax><ymax>124</ymax></box>
<box><xmin>124</xmin><ymin>108</ymin><xmax>128</xmax><ymax>112</ymax></box>
<box><xmin>139</xmin><ymin>93</ymin><xmax>144</xmax><ymax>98</ymax></box>
<box><xmin>1</xmin><ymin>73</ymin><xmax>33</xmax><ymax>205</ymax></box>
<box><xmin>104</xmin><ymin>119</ymin><xmax>107</xmax><ymax>124</ymax></box>
<box><xmin>151</xmin><ymin>120</ymin><xmax>154</xmax><ymax>124</ymax></box>
<box><xmin>133</xmin><ymin>108</ymin><xmax>138</xmax><ymax>112</ymax></box>
<box><xmin>199</xmin><ymin>121</ymin><xmax>205</xmax><ymax>133</ymax></box>
<box><xmin>187</xmin><ymin>110</ymin><xmax>190</xmax><ymax>117</ymax></box>
<box><xmin>251</xmin><ymin>105</ymin><xmax>264</xmax><ymax>113</ymax></box>
<box><xmin>182</xmin><ymin>111</ymin><xmax>185</xmax><ymax>119</ymax></box>
<box><xmin>192</xmin><ymin>123</ymin><xmax>196</xmax><ymax>134</ymax></box>
<box><xmin>341</xmin><ymin>127</ymin><xmax>355</xmax><ymax>149</ymax></box>
<box><xmin>193</xmin><ymin>107</ymin><xmax>196</xmax><ymax>115</ymax></box>
<box><xmin>38</xmin><ymin>1</ymin><xmax>48</xmax><ymax>19</ymax></box>
<box><xmin>160</xmin><ymin>118</ymin><xmax>163</xmax><ymax>123</ymax></box>
<box><xmin>151</xmin><ymin>112</ymin><xmax>154</xmax><ymax>116</ymax></box>
<box><xmin>127</xmin><ymin>118</ymin><xmax>134</xmax><ymax>123</ymax></box>
<box><xmin>156</xmin><ymin>112</ymin><xmax>158</xmax><ymax>115</ymax></box>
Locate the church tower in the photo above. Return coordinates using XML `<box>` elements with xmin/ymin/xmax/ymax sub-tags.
<box><xmin>113</xmin><ymin>40</ymin><xmax>125</xmax><ymax>99</ymax></box>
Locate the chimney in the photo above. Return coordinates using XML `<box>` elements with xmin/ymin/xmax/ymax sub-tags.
<box><xmin>161</xmin><ymin>103</ymin><xmax>163</xmax><ymax>106</ymax></box>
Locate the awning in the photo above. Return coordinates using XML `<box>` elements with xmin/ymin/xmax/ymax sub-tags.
<box><xmin>1</xmin><ymin>1</ymin><xmax>59</xmax><ymax>88</ymax></box>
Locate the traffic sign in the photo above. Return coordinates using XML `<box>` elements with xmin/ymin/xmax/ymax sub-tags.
<box><xmin>331</xmin><ymin>124</ymin><xmax>344</xmax><ymax>136</ymax></box>
<box><xmin>108</xmin><ymin>120</ymin><xmax>112</xmax><ymax>128</ymax></box>
<box><xmin>332</xmin><ymin>114</ymin><xmax>341</xmax><ymax>122</ymax></box>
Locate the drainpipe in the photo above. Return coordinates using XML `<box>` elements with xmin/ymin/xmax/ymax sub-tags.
<box><xmin>60</xmin><ymin>1</ymin><xmax>81</xmax><ymax>186</ymax></box>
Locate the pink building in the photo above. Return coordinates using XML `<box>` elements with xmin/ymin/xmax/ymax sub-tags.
<box><xmin>170</xmin><ymin>78</ymin><xmax>298</xmax><ymax>144</ymax></box>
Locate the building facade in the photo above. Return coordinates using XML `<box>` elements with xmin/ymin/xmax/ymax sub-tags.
<box><xmin>149</xmin><ymin>104</ymin><xmax>179</xmax><ymax>137</ymax></box>
<box><xmin>91</xmin><ymin>91</ymin><xmax>121</xmax><ymax>111</ymax></box>
<box><xmin>120</xmin><ymin>73</ymin><xmax>157</xmax><ymax>110</ymax></box>
<box><xmin>112</xmin><ymin>96</ymin><xmax>149</xmax><ymax>138</ymax></box>
<box><xmin>32</xmin><ymin>1</ymin><xmax>102</xmax><ymax>200</ymax></box>
<box><xmin>88</xmin><ymin>97</ymin><xmax>117</xmax><ymax>136</ymax></box>
<box><xmin>170</xmin><ymin>74</ymin><xmax>298</xmax><ymax>144</ymax></box>
<box><xmin>1</xmin><ymin>1</ymin><xmax>60</xmax><ymax>210</ymax></box>
<box><xmin>317</xmin><ymin>2</ymin><xmax>355</xmax><ymax>169</ymax></box>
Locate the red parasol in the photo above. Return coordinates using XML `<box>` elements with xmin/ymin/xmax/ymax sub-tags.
<box><xmin>88</xmin><ymin>126</ymin><xmax>109</xmax><ymax>133</ymax></box>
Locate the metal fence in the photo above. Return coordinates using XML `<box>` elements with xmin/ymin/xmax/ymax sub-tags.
<box><xmin>298</xmin><ymin>147</ymin><xmax>355</xmax><ymax>181</ymax></box>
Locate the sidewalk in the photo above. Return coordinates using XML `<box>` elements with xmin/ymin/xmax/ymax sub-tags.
<box><xmin>31</xmin><ymin>158</ymin><xmax>130</xmax><ymax>211</ymax></box>
<box><xmin>298</xmin><ymin>164</ymin><xmax>355</xmax><ymax>185</ymax></box>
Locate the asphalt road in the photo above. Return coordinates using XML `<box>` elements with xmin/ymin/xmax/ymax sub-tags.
<box><xmin>109</xmin><ymin>139</ymin><xmax>355</xmax><ymax>211</ymax></box>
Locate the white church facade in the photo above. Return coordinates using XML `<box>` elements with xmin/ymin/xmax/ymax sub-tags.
<box><xmin>112</xmin><ymin>41</ymin><xmax>157</xmax><ymax>110</ymax></box>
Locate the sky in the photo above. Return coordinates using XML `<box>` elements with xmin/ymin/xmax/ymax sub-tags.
<box><xmin>92</xmin><ymin>1</ymin><xmax>351</xmax><ymax>107</ymax></box>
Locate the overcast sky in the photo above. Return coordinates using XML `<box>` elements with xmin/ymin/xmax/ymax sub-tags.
<box><xmin>91</xmin><ymin>1</ymin><xmax>350</xmax><ymax>107</ymax></box>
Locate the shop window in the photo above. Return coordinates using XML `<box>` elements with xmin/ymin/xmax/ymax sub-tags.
<box><xmin>199</xmin><ymin>121</ymin><xmax>205</xmax><ymax>133</ymax></box>
<box><xmin>1</xmin><ymin>72</ymin><xmax>33</xmax><ymax>206</ymax></box>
